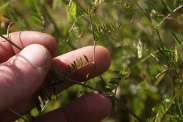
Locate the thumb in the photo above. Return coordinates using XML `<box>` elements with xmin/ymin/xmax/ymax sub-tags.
<box><xmin>0</xmin><ymin>44</ymin><xmax>52</xmax><ymax>111</ymax></box>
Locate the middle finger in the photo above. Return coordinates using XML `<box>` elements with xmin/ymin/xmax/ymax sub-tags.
<box><xmin>0</xmin><ymin>46</ymin><xmax>111</xmax><ymax>121</ymax></box>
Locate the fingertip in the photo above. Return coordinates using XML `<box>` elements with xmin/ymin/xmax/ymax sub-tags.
<box><xmin>95</xmin><ymin>46</ymin><xmax>111</xmax><ymax>73</ymax></box>
<box><xmin>66</xmin><ymin>92</ymin><xmax>112</xmax><ymax>122</ymax></box>
<box><xmin>18</xmin><ymin>44</ymin><xmax>52</xmax><ymax>68</ymax></box>
<box><xmin>36</xmin><ymin>92</ymin><xmax>112</xmax><ymax>122</ymax></box>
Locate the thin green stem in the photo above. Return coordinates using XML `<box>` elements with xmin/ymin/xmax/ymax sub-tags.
<box><xmin>66</xmin><ymin>78</ymin><xmax>99</xmax><ymax>91</ymax></box>
<box><xmin>41</xmin><ymin>5</ymin><xmax>76</xmax><ymax>49</ymax></box>
<box><xmin>0</xmin><ymin>35</ymin><xmax>22</xmax><ymax>50</ymax></box>
<box><xmin>89</xmin><ymin>13</ymin><xmax>106</xmax><ymax>87</ymax></box>
<box><xmin>114</xmin><ymin>97</ymin><xmax>144</xmax><ymax>122</ymax></box>
<box><xmin>8</xmin><ymin>108</ymin><xmax>28</xmax><ymax>122</ymax></box>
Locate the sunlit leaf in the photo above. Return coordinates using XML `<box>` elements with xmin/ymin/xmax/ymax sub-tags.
<box><xmin>137</xmin><ymin>39</ymin><xmax>143</xmax><ymax>58</ymax></box>
<box><xmin>67</xmin><ymin>0</ymin><xmax>77</xmax><ymax>21</ymax></box>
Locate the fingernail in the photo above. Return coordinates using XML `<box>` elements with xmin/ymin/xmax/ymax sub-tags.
<box><xmin>17</xmin><ymin>44</ymin><xmax>52</xmax><ymax>68</ymax></box>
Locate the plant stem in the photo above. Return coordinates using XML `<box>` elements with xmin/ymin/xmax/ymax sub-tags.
<box><xmin>114</xmin><ymin>97</ymin><xmax>144</xmax><ymax>122</ymax></box>
<box><xmin>8</xmin><ymin>108</ymin><xmax>28</xmax><ymax>122</ymax></box>
<box><xmin>0</xmin><ymin>35</ymin><xmax>22</xmax><ymax>50</ymax></box>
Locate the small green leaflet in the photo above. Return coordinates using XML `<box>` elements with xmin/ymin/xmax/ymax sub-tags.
<box><xmin>84</xmin><ymin>55</ymin><xmax>89</xmax><ymax>64</ymax></box>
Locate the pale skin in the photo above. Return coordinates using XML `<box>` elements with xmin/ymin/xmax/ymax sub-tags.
<box><xmin>0</xmin><ymin>31</ymin><xmax>112</xmax><ymax>122</ymax></box>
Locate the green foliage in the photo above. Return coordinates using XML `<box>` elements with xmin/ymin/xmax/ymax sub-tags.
<box><xmin>0</xmin><ymin>0</ymin><xmax>183</xmax><ymax>121</ymax></box>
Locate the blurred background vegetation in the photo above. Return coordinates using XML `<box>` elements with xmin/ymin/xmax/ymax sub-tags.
<box><xmin>0</xmin><ymin>0</ymin><xmax>183</xmax><ymax>122</ymax></box>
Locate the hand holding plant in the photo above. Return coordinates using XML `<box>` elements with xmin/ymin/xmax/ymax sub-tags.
<box><xmin>0</xmin><ymin>31</ymin><xmax>112</xmax><ymax>122</ymax></box>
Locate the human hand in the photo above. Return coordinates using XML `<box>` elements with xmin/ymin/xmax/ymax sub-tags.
<box><xmin>0</xmin><ymin>31</ymin><xmax>112</xmax><ymax>122</ymax></box>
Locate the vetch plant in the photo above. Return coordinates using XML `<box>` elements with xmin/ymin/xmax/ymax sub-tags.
<box><xmin>0</xmin><ymin>0</ymin><xmax>183</xmax><ymax>121</ymax></box>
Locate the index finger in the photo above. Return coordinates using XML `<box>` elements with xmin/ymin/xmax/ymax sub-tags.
<box><xmin>0</xmin><ymin>31</ymin><xmax>57</xmax><ymax>63</ymax></box>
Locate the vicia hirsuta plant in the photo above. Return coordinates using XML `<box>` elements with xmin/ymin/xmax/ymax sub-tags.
<box><xmin>1</xmin><ymin>0</ymin><xmax>183</xmax><ymax>121</ymax></box>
